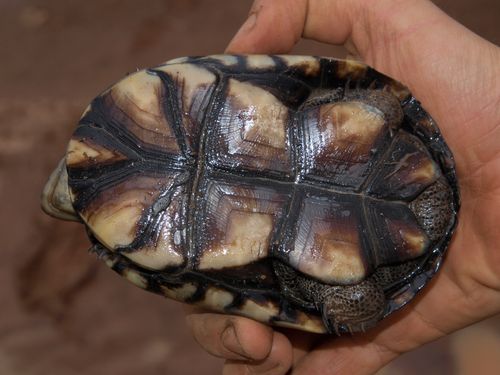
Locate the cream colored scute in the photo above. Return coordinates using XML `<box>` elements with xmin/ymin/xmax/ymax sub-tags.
<box><xmin>84</xmin><ymin>180</ymin><xmax>155</xmax><ymax>249</ymax></box>
<box><xmin>394</xmin><ymin>225</ymin><xmax>428</xmax><ymax>258</ymax></box>
<box><xmin>162</xmin><ymin>283</ymin><xmax>197</xmax><ymax>301</ymax></box>
<box><xmin>82</xmin><ymin>174</ymin><xmax>174</xmax><ymax>251</ymax></box>
<box><xmin>239</xmin><ymin>299</ymin><xmax>280</xmax><ymax>323</ymax></box>
<box><xmin>124</xmin><ymin>222</ymin><xmax>184</xmax><ymax>270</ymax></box>
<box><xmin>198</xmin><ymin>210</ymin><xmax>273</xmax><ymax>270</ymax></box>
<box><xmin>278</xmin><ymin>55</ymin><xmax>320</xmax><ymax>75</ymax></box>
<box><xmin>203</xmin><ymin>54</ymin><xmax>238</xmax><ymax>66</ymax></box>
<box><xmin>294</xmin><ymin>238</ymin><xmax>366</xmax><ymax>284</ymax></box>
<box><xmin>274</xmin><ymin>312</ymin><xmax>327</xmax><ymax>334</ymax></box>
<box><xmin>198</xmin><ymin>287</ymin><xmax>235</xmax><ymax>312</ymax></box>
<box><xmin>245</xmin><ymin>55</ymin><xmax>276</xmax><ymax>69</ymax></box>
<box><xmin>87</xmin><ymin>204</ymin><xmax>143</xmax><ymax>249</ymax></box>
<box><xmin>111</xmin><ymin>70</ymin><xmax>175</xmax><ymax>140</ymax></box>
<box><xmin>337</xmin><ymin>59</ymin><xmax>368</xmax><ymax>79</ymax></box>
<box><xmin>320</xmin><ymin>102</ymin><xmax>385</xmax><ymax>145</ymax></box>
<box><xmin>66</xmin><ymin>138</ymin><xmax>126</xmax><ymax>166</ymax></box>
<box><xmin>156</xmin><ymin>63</ymin><xmax>216</xmax><ymax>111</ymax></box>
<box><xmin>290</xmin><ymin>202</ymin><xmax>367</xmax><ymax>283</ymax></box>
<box><xmin>125</xmin><ymin>244</ymin><xmax>183</xmax><ymax>270</ymax></box>
<box><xmin>228</xmin><ymin>79</ymin><xmax>287</xmax><ymax>149</ymax></box>
<box><xmin>401</xmin><ymin>230</ymin><xmax>427</xmax><ymax>255</ymax></box>
<box><xmin>122</xmin><ymin>268</ymin><xmax>148</xmax><ymax>289</ymax></box>
<box><xmin>104</xmin><ymin>257</ymin><xmax>118</xmax><ymax>269</ymax></box>
<box><xmin>409</xmin><ymin>159</ymin><xmax>439</xmax><ymax>182</ymax></box>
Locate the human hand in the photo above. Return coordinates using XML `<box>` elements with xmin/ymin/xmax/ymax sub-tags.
<box><xmin>187</xmin><ymin>1</ymin><xmax>500</xmax><ymax>374</ymax></box>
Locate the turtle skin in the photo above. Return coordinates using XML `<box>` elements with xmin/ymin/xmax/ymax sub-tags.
<box><xmin>42</xmin><ymin>55</ymin><xmax>459</xmax><ymax>334</ymax></box>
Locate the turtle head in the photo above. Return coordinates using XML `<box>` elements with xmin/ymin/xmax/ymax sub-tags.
<box><xmin>41</xmin><ymin>157</ymin><xmax>80</xmax><ymax>221</ymax></box>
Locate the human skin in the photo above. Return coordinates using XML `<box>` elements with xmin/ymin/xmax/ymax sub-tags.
<box><xmin>185</xmin><ymin>1</ymin><xmax>500</xmax><ymax>374</ymax></box>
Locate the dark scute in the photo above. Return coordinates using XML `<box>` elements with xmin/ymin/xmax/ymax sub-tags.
<box><xmin>367</xmin><ymin>131</ymin><xmax>439</xmax><ymax>201</ymax></box>
<box><xmin>365</xmin><ymin>200</ymin><xmax>429</xmax><ymax>266</ymax></box>
<box><xmin>236</xmin><ymin>74</ymin><xmax>312</xmax><ymax>108</ymax></box>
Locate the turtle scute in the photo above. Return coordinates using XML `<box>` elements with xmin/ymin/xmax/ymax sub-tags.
<box><xmin>41</xmin><ymin>55</ymin><xmax>459</xmax><ymax>335</ymax></box>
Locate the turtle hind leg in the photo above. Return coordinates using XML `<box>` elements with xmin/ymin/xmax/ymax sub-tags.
<box><xmin>317</xmin><ymin>280</ymin><xmax>386</xmax><ymax>334</ymax></box>
<box><xmin>409</xmin><ymin>178</ymin><xmax>454</xmax><ymax>243</ymax></box>
<box><xmin>273</xmin><ymin>261</ymin><xmax>385</xmax><ymax>334</ymax></box>
<box><xmin>272</xmin><ymin>260</ymin><xmax>315</xmax><ymax>309</ymax></box>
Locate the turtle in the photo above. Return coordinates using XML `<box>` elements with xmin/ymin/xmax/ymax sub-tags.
<box><xmin>41</xmin><ymin>55</ymin><xmax>459</xmax><ymax>334</ymax></box>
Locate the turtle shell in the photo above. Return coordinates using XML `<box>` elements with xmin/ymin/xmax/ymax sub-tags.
<box><xmin>45</xmin><ymin>55</ymin><xmax>459</xmax><ymax>334</ymax></box>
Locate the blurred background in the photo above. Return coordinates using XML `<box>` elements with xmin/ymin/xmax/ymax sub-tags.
<box><xmin>1</xmin><ymin>0</ymin><xmax>499</xmax><ymax>374</ymax></box>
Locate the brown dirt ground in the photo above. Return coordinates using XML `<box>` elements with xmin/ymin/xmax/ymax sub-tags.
<box><xmin>1</xmin><ymin>1</ymin><xmax>499</xmax><ymax>374</ymax></box>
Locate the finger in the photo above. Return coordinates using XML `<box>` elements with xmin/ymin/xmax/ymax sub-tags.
<box><xmin>186</xmin><ymin>313</ymin><xmax>273</xmax><ymax>361</ymax></box>
<box><xmin>226</xmin><ymin>0</ymin><xmax>307</xmax><ymax>54</ymax></box>
<box><xmin>289</xmin><ymin>308</ymin><xmax>422</xmax><ymax>375</ymax></box>
<box><xmin>277</xmin><ymin>328</ymin><xmax>320</xmax><ymax>366</ymax></box>
<box><xmin>291</xmin><ymin>333</ymin><xmax>396</xmax><ymax>375</ymax></box>
<box><xmin>290</xmin><ymin>268</ymin><xmax>485</xmax><ymax>375</ymax></box>
<box><xmin>226</xmin><ymin>0</ymin><xmax>350</xmax><ymax>54</ymax></box>
<box><xmin>223</xmin><ymin>331</ymin><xmax>293</xmax><ymax>375</ymax></box>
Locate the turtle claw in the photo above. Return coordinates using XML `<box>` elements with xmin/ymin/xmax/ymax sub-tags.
<box><xmin>320</xmin><ymin>305</ymin><xmax>344</xmax><ymax>336</ymax></box>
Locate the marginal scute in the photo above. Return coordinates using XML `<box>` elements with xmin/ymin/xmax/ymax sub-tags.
<box><xmin>274</xmin><ymin>312</ymin><xmax>327</xmax><ymax>334</ymax></box>
<box><xmin>383</xmin><ymin>80</ymin><xmax>411</xmax><ymax>101</ymax></box>
<box><xmin>162</xmin><ymin>283</ymin><xmax>197</xmax><ymax>301</ymax></box>
<box><xmin>203</xmin><ymin>54</ymin><xmax>238</xmax><ymax>66</ymax></box>
<box><xmin>104</xmin><ymin>257</ymin><xmax>118</xmax><ymax>268</ymax></box>
<box><xmin>278</xmin><ymin>55</ymin><xmax>320</xmax><ymax>75</ymax></box>
<box><xmin>198</xmin><ymin>287</ymin><xmax>235</xmax><ymax>312</ymax></box>
<box><xmin>245</xmin><ymin>55</ymin><xmax>276</xmax><ymax>69</ymax></box>
<box><xmin>122</xmin><ymin>268</ymin><xmax>148</xmax><ymax>289</ymax></box>
<box><xmin>239</xmin><ymin>299</ymin><xmax>280</xmax><ymax>323</ymax></box>
<box><xmin>337</xmin><ymin>59</ymin><xmax>367</xmax><ymax>79</ymax></box>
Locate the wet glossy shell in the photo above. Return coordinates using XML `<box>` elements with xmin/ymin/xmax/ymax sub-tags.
<box><xmin>64</xmin><ymin>55</ymin><xmax>459</xmax><ymax>333</ymax></box>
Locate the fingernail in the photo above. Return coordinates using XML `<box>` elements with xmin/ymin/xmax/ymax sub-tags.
<box><xmin>222</xmin><ymin>324</ymin><xmax>250</xmax><ymax>360</ymax></box>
